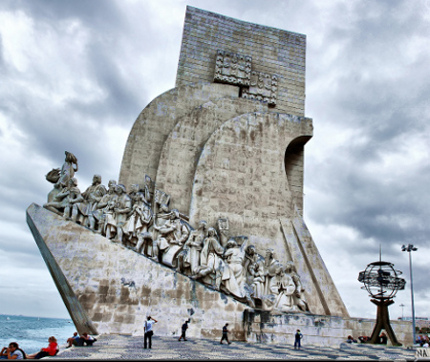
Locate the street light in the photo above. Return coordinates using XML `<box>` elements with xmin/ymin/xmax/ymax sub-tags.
<box><xmin>401</xmin><ymin>244</ymin><xmax>418</xmax><ymax>344</ymax></box>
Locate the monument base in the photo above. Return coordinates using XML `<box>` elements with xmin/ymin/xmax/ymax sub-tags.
<box><xmin>245</xmin><ymin>310</ymin><xmax>413</xmax><ymax>347</ymax></box>
<box><xmin>27</xmin><ymin>203</ymin><xmax>413</xmax><ymax>347</ymax></box>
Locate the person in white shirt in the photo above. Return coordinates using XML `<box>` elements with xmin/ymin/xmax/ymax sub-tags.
<box><xmin>144</xmin><ymin>316</ymin><xmax>158</xmax><ymax>349</ymax></box>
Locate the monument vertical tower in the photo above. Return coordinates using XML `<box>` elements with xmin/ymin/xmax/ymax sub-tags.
<box><xmin>119</xmin><ymin>6</ymin><xmax>349</xmax><ymax>318</ymax></box>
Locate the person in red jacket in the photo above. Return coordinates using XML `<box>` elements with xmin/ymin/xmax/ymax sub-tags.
<box><xmin>27</xmin><ymin>336</ymin><xmax>58</xmax><ymax>359</ymax></box>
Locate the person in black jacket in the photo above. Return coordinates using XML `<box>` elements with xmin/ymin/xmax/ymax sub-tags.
<box><xmin>178</xmin><ymin>319</ymin><xmax>190</xmax><ymax>341</ymax></box>
<box><xmin>220</xmin><ymin>323</ymin><xmax>231</xmax><ymax>345</ymax></box>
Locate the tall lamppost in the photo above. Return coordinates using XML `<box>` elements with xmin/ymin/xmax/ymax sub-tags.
<box><xmin>401</xmin><ymin>244</ymin><xmax>418</xmax><ymax>344</ymax></box>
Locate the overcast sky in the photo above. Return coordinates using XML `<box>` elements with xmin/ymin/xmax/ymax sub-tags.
<box><xmin>0</xmin><ymin>0</ymin><xmax>429</xmax><ymax>322</ymax></box>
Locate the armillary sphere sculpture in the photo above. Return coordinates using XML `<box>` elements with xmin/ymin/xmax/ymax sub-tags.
<box><xmin>358</xmin><ymin>258</ymin><xmax>406</xmax><ymax>346</ymax></box>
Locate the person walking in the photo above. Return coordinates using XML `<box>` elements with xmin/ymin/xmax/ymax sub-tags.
<box><xmin>144</xmin><ymin>316</ymin><xmax>158</xmax><ymax>349</ymax></box>
<box><xmin>178</xmin><ymin>319</ymin><xmax>190</xmax><ymax>341</ymax></box>
<box><xmin>220</xmin><ymin>323</ymin><xmax>231</xmax><ymax>345</ymax></box>
<box><xmin>294</xmin><ymin>329</ymin><xmax>303</xmax><ymax>349</ymax></box>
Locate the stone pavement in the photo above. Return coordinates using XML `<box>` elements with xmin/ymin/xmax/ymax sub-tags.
<box><xmin>51</xmin><ymin>334</ymin><xmax>416</xmax><ymax>360</ymax></box>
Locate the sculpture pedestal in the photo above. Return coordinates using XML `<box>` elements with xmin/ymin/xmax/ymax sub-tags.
<box><xmin>369</xmin><ymin>298</ymin><xmax>401</xmax><ymax>346</ymax></box>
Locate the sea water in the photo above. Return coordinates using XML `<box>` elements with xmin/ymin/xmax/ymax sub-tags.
<box><xmin>0</xmin><ymin>314</ymin><xmax>77</xmax><ymax>354</ymax></box>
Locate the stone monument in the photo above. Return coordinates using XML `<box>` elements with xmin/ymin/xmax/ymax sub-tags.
<box><xmin>27</xmin><ymin>6</ymin><xmax>413</xmax><ymax>346</ymax></box>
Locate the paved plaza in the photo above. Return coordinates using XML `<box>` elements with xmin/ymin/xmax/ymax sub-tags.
<box><xmin>53</xmin><ymin>334</ymin><xmax>416</xmax><ymax>360</ymax></box>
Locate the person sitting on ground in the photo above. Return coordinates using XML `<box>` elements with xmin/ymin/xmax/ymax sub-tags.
<box><xmin>0</xmin><ymin>342</ymin><xmax>25</xmax><ymax>359</ymax></box>
<box><xmin>76</xmin><ymin>333</ymin><xmax>97</xmax><ymax>347</ymax></box>
<box><xmin>358</xmin><ymin>335</ymin><xmax>369</xmax><ymax>343</ymax></box>
<box><xmin>379</xmin><ymin>332</ymin><xmax>388</xmax><ymax>345</ymax></box>
<box><xmin>346</xmin><ymin>335</ymin><xmax>357</xmax><ymax>343</ymax></box>
<box><xmin>27</xmin><ymin>336</ymin><xmax>58</xmax><ymax>359</ymax></box>
<box><xmin>66</xmin><ymin>332</ymin><xmax>79</xmax><ymax>348</ymax></box>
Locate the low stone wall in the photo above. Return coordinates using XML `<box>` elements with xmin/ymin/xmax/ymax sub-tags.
<box><xmin>244</xmin><ymin>310</ymin><xmax>413</xmax><ymax>347</ymax></box>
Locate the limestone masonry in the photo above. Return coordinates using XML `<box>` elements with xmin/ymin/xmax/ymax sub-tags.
<box><xmin>27</xmin><ymin>6</ymin><xmax>412</xmax><ymax>346</ymax></box>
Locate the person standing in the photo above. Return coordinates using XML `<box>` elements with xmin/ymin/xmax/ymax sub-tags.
<box><xmin>294</xmin><ymin>329</ymin><xmax>303</xmax><ymax>349</ymax></box>
<box><xmin>178</xmin><ymin>319</ymin><xmax>190</xmax><ymax>341</ymax></box>
<box><xmin>144</xmin><ymin>316</ymin><xmax>158</xmax><ymax>349</ymax></box>
<box><xmin>220</xmin><ymin>323</ymin><xmax>231</xmax><ymax>345</ymax></box>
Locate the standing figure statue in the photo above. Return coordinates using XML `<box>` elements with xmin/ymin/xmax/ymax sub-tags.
<box><xmin>244</xmin><ymin>245</ymin><xmax>258</xmax><ymax>286</ymax></box>
<box><xmin>177</xmin><ymin>220</ymin><xmax>207</xmax><ymax>275</ymax></box>
<box><xmin>285</xmin><ymin>261</ymin><xmax>309</xmax><ymax>312</ymax></box>
<box><xmin>71</xmin><ymin>174</ymin><xmax>106</xmax><ymax>226</ymax></box>
<box><xmin>103</xmin><ymin>184</ymin><xmax>119</xmax><ymax>240</ymax></box>
<box><xmin>252</xmin><ymin>262</ymin><xmax>266</xmax><ymax>299</ymax></box>
<box><xmin>113</xmin><ymin>184</ymin><xmax>132</xmax><ymax>245</ymax></box>
<box><xmin>216</xmin><ymin>217</ymin><xmax>229</xmax><ymax>247</ymax></box>
<box><xmin>88</xmin><ymin>180</ymin><xmax>117</xmax><ymax>233</ymax></box>
<box><xmin>142</xmin><ymin>175</ymin><xmax>153</xmax><ymax>206</ymax></box>
<box><xmin>127</xmin><ymin>192</ymin><xmax>153</xmax><ymax>250</ymax></box>
<box><xmin>57</xmin><ymin>151</ymin><xmax>79</xmax><ymax>187</ymax></box>
<box><xmin>223</xmin><ymin>237</ymin><xmax>249</xmax><ymax>299</ymax></box>
<box><xmin>263</xmin><ymin>248</ymin><xmax>279</xmax><ymax>294</ymax></box>
<box><xmin>45</xmin><ymin>151</ymin><xmax>78</xmax><ymax>208</ymax></box>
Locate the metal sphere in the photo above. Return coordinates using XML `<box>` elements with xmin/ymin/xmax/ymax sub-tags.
<box><xmin>358</xmin><ymin>261</ymin><xmax>406</xmax><ymax>300</ymax></box>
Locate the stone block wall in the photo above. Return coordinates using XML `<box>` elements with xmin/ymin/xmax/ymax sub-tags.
<box><xmin>244</xmin><ymin>310</ymin><xmax>414</xmax><ymax>347</ymax></box>
<box><xmin>177</xmin><ymin>6</ymin><xmax>306</xmax><ymax>116</ymax></box>
<box><xmin>27</xmin><ymin>204</ymin><xmax>247</xmax><ymax>340</ymax></box>
<box><xmin>119</xmin><ymin>83</ymin><xmax>238</xmax><ymax>188</ymax></box>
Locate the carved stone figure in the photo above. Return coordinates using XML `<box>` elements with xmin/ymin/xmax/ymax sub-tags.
<box><xmin>252</xmin><ymin>263</ymin><xmax>266</xmax><ymax>299</ymax></box>
<box><xmin>223</xmin><ymin>238</ymin><xmax>249</xmax><ymax>299</ymax></box>
<box><xmin>216</xmin><ymin>217</ymin><xmax>229</xmax><ymax>247</ymax></box>
<box><xmin>126</xmin><ymin>192</ymin><xmax>153</xmax><ymax>248</ymax></box>
<box><xmin>103</xmin><ymin>186</ymin><xmax>119</xmax><ymax>240</ymax></box>
<box><xmin>89</xmin><ymin>180</ymin><xmax>117</xmax><ymax>233</ymax></box>
<box><xmin>192</xmin><ymin>227</ymin><xmax>226</xmax><ymax>290</ymax></box>
<box><xmin>127</xmin><ymin>184</ymin><xmax>141</xmax><ymax>203</ymax></box>
<box><xmin>285</xmin><ymin>261</ymin><xmax>310</xmax><ymax>312</ymax></box>
<box><xmin>269</xmin><ymin>263</ymin><xmax>298</xmax><ymax>313</ymax></box>
<box><xmin>113</xmin><ymin>184</ymin><xmax>132</xmax><ymax>244</ymax></box>
<box><xmin>177</xmin><ymin>220</ymin><xmax>207</xmax><ymax>275</ymax></box>
<box><xmin>152</xmin><ymin>209</ymin><xmax>190</xmax><ymax>264</ymax></box>
<box><xmin>244</xmin><ymin>245</ymin><xmax>258</xmax><ymax>285</ymax></box>
<box><xmin>143</xmin><ymin>175</ymin><xmax>152</xmax><ymax>206</ymax></box>
<box><xmin>62</xmin><ymin>178</ymin><xmax>83</xmax><ymax>219</ymax></box>
<box><xmin>44</xmin><ymin>177</ymin><xmax>81</xmax><ymax>218</ymax></box>
<box><xmin>44</xmin><ymin>182</ymin><xmax>65</xmax><ymax>214</ymax></box>
<box><xmin>57</xmin><ymin>151</ymin><xmax>79</xmax><ymax>187</ymax></box>
<box><xmin>263</xmin><ymin>248</ymin><xmax>279</xmax><ymax>294</ymax></box>
<box><xmin>71</xmin><ymin>174</ymin><xmax>106</xmax><ymax>226</ymax></box>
